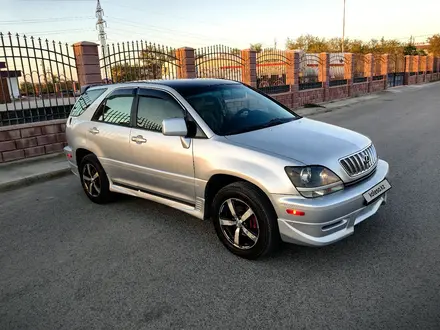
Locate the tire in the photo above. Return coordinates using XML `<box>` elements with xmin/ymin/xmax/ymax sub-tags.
<box><xmin>79</xmin><ymin>154</ymin><xmax>113</xmax><ymax>204</ymax></box>
<box><xmin>212</xmin><ymin>182</ymin><xmax>280</xmax><ymax>259</ymax></box>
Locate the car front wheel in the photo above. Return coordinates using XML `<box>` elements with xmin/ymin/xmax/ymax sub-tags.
<box><xmin>212</xmin><ymin>182</ymin><xmax>280</xmax><ymax>259</ymax></box>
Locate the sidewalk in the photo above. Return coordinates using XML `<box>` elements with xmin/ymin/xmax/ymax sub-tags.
<box><xmin>0</xmin><ymin>153</ymin><xmax>71</xmax><ymax>192</ymax></box>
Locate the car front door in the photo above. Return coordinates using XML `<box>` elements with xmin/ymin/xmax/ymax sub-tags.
<box><xmin>87</xmin><ymin>87</ymin><xmax>136</xmax><ymax>186</ymax></box>
<box><xmin>128</xmin><ymin>88</ymin><xmax>196</xmax><ymax>205</ymax></box>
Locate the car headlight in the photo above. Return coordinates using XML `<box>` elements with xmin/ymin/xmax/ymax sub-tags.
<box><xmin>285</xmin><ymin>166</ymin><xmax>344</xmax><ymax>198</ymax></box>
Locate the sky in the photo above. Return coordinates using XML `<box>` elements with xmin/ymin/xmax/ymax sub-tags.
<box><xmin>0</xmin><ymin>0</ymin><xmax>439</xmax><ymax>49</ymax></box>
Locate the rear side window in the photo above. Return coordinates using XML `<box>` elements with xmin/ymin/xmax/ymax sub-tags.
<box><xmin>97</xmin><ymin>95</ymin><xmax>134</xmax><ymax>126</ymax></box>
<box><xmin>69</xmin><ymin>88</ymin><xmax>107</xmax><ymax>117</ymax></box>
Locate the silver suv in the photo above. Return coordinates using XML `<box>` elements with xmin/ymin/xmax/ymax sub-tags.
<box><xmin>64</xmin><ymin>79</ymin><xmax>391</xmax><ymax>259</ymax></box>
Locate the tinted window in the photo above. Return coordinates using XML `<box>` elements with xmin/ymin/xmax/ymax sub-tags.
<box><xmin>136</xmin><ymin>96</ymin><xmax>184</xmax><ymax>132</ymax></box>
<box><xmin>98</xmin><ymin>95</ymin><xmax>134</xmax><ymax>126</ymax></box>
<box><xmin>181</xmin><ymin>84</ymin><xmax>298</xmax><ymax>135</ymax></box>
<box><xmin>70</xmin><ymin>88</ymin><xmax>106</xmax><ymax>117</ymax></box>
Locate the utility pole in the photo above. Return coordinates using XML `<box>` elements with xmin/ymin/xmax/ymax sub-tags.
<box><xmin>96</xmin><ymin>0</ymin><xmax>107</xmax><ymax>57</ymax></box>
<box><xmin>342</xmin><ymin>0</ymin><xmax>346</xmax><ymax>53</ymax></box>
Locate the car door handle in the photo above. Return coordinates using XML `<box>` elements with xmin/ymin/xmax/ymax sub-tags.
<box><xmin>89</xmin><ymin>127</ymin><xmax>99</xmax><ymax>135</ymax></box>
<box><xmin>131</xmin><ymin>135</ymin><xmax>147</xmax><ymax>144</ymax></box>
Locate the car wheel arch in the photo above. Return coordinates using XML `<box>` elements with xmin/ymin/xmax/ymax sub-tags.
<box><xmin>203</xmin><ymin>173</ymin><xmax>276</xmax><ymax>220</ymax></box>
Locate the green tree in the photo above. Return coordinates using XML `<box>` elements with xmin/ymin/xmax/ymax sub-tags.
<box><xmin>250</xmin><ymin>43</ymin><xmax>263</xmax><ymax>52</ymax></box>
<box><xmin>427</xmin><ymin>34</ymin><xmax>440</xmax><ymax>56</ymax></box>
<box><xmin>111</xmin><ymin>63</ymin><xmax>141</xmax><ymax>82</ymax></box>
<box><xmin>286</xmin><ymin>34</ymin><xmax>327</xmax><ymax>52</ymax></box>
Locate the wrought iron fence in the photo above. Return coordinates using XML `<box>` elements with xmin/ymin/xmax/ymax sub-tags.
<box><xmin>195</xmin><ymin>45</ymin><xmax>243</xmax><ymax>82</ymax></box>
<box><xmin>256</xmin><ymin>49</ymin><xmax>289</xmax><ymax>94</ymax></box>
<box><xmin>353</xmin><ymin>54</ymin><xmax>367</xmax><ymax>79</ymax></box>
<box><xmin>0</xmin><ymin>32</ymin><xmax>78</xmax><ymax>126</ymax></box>
<box><xmin>329</xmin><ymin>79</ymin><xmax>347</xmax><ymax>87</ymax></box>
<box><xmin>373</xmin><ymin>54</ymin><xmax>384</xmax><ymax>79</ymax></box>
<box><xmin>298</xmin><ymin>53</ymin><xmax>321</xmax><ymax>90</ymax></box>
<box><xmin>100</xmin><ymin>41</ymin><xmax>180</xmax><ymax>83</ymax></box>
<box><xmin>329</xmin><ymin>53</ymin><xmax>347</xmax><ymax>81</ymax></box>
<box><xmin>387</xmin><ymin>54</ymin><xmax>405</xmax><ymax>87</ymax></box>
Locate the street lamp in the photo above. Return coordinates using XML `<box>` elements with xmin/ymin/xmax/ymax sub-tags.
<box><xmin>342</xmin><ymin>0</ymin><xmax>346</xmax><ymax>53</ymax></box>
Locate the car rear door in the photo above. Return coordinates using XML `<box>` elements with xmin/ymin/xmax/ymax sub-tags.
<box><xmin>87</xmin><ymin>87</ymin><xmax>136</xmax><ymax>186</ymax></box>
<box><xmin>127</xmin><ymin>88</ymin><xmax>196</xmax><ymax>205</ymax></box>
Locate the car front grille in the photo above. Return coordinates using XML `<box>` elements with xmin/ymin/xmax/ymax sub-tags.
<box><xmin>340</xmin><ymin>144</ymin><xmax>377</xmax><ymax>177</ymax></box>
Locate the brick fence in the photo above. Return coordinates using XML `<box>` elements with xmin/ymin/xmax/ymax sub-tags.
<box><xmin>0</xmin><ymin>119</ymin><xmax>66</xmax><ymax>163</ymax></box>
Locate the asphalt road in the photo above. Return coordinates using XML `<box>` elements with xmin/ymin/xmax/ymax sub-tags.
<box><xmin>1</xmin><ymin>82</ymin><xmax>440</xmax><ymax>330</ymax></box>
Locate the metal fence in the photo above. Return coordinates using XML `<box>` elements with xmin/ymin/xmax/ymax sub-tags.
<box><xmin>195</xmin><ymin>45</ymin><xmax>243</xmax><ymax>82</ymax></box>
<box><xmin>373</xmin><ymin>54</ymin><xmax>384</xmax><ymax>80</ymax></box>
<box><xmin>387</xmin><ymin>55</ymin><xmax>405</xmax><ymax>87</ymax></box>
<box><xmin>298</xmin><ymin>53</ymin><xmax>322</xmax><ymax>90</ymax></box>
<box><xmin>100</xmin><ymin>41</ymin><xmax>180</xmax><ymax>83</ymax></box>
<box><xmin>353</xmin><ymin>54</ymin><xmax>367</xmax><ymax>80</ymax></box>
<box><xmin>329</xmin><ymin>53</ymin><xmax>348</xmax><ymax>86</ymax></box>
<box><xmin>0</xmin><ymin>32</ymin><xmax>78</xmax><ymax>126</ymax></box>
<box><xmin>256</xmin><ymin>49</ymin><xmax>289</xmax><ymax>94</ymax></box>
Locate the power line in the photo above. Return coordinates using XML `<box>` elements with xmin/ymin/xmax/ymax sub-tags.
<box><xmin>0</xmin><ymin>16</ymin><xmax>94</xmax><ymax>24</ymax></box>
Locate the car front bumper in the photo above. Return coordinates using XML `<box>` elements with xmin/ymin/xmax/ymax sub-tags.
<box><xmin>272</xmin><ymin>159</ymin><xmax>390</xmax><ymax>247</ymax></box>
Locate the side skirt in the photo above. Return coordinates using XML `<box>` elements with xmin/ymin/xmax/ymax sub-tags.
<box><xmin>109</xmin><ymin>182</ymin><xmax>205</xmax><ymax>220</ymax></box>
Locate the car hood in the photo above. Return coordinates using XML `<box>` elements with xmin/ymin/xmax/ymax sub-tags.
<box><xmin>225</xmin><ymin>117</ymin><xmax>371</xmax><ymax>167</ymax></box>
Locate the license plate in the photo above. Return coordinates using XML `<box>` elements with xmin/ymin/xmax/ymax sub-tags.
<box><xmin>363</xmin><ymin>179</ymin><xmax>392</xmax><ymax>204</ymax></box>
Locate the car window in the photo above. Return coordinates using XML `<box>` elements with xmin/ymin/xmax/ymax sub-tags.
<box><xmin>69</xmin><ymin>88</ymin><xmax>107</xmax><ymax>117</ymax></box>
<box><xmin>97</xmin><ymin>95</ymin><xmax>134</xmax><ymax>126</ymax></box>
<box><xmin>136</xmin><ymin>96</ymin><xmax>184</xmax><ymax>132</ymax></box>
<box><xmin>180</xmin><ymin>84</ymin><xmax>298</xmax><ymax>135</ymax></box>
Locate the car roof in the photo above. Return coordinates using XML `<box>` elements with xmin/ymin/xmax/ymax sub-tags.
<box><xmin>86</xmin><ymin>78</ymin><xmax>240</xmax><ymax>93</ymax></box>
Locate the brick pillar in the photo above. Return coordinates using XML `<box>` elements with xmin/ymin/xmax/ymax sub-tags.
<box><xmin>420</xmin><ymin>56</ymin><xmax>427</xmax><ymax>82</ymax></box>
<box><xmin>286</xmin><ymin>50</ymin><xmax>300</xmax><ymax>108</ymax></box>
<box><xmin>241</xmin><ymin>49</ymin><xmax>257</xmax><ymax>88</ymax></box>
<box><xmin>176</xmin><ymin>47</ymin><xmax>196</xmax><ymax>79</ymax></box>
<box><xmin>73</xmin><ymin>41</ymin><xmax>102</xmax><ymax>87</ymax></box>
<box><xmin>319</xmin><ymin>53</ymin><xmax>330</xmax><ymax>101</ymax></box>
<box><xmin>344</xmin><ymin>53</ymin><xmax>354</xmax><ymax>97</ymax></box>
<box><xmin>364</xmin><ymin>54</ymin><xmax>374</xmax><ymax>93</ymax></box>
<box><xmin>404</xmin><ymin>55</ymin><xmax>412</xmax><ymax>85</ymax></box>
<box><xmin>381</xmin><ymin>54</ymin><xmax>389</xmax><ymax>90</ymax></box>
<box><xmin>413</xmin><ymin>55</ymin><xmax>420</xmax><ymax>83</ymax></box>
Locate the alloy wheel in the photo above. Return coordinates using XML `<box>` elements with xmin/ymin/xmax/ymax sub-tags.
<box><xmin>82</xmin><ymin>163</ymin><xmax>101</xmax><ymax>198</ymax></box>
<box><xmin>218</xmin><ymin>198</ymin><xmax>259</xmax><ymax>250</ymax></box>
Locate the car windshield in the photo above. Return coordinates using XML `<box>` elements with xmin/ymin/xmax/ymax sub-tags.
<box><xmin>178</xmin><ymin>84</ymin><xmax>299</xmax><ymax>135</ymax></box>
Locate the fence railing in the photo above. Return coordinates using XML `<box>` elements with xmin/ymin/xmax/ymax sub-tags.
<box><xmin>195</xmin><ymin>45</ymin><xmax>243</xmax><ymax>82</ymax></box>
<box><xmin>256</xmin><ymin>49</ymin><xmax>289</xmax><ymax>94</ymax></box>
<box><xmin>353</xmin><ymin>54</ymin><xmax>367</xmax><ymax>79</ymax></box>
<box><xmin>329</xmin><ymin>53</ymin><xmax>347</xmax><ymax>81</ymax></box>
<box><xmin>100</xmin><ymin>41</ymin><xmax>180</xmax><ymax>83</ymax></box>
<box><xmin>2</xmin><ymin>31</ymin><xmax>440</xmax><ymax>128</ymax></box>
<box><xmin>0</xmin><ymin>32</ymin><xmax>78</xmax><ymax>126</ymax></box>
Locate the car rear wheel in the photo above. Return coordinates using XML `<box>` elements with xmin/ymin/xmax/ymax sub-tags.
<box><xmin>79</xmin><ymin>154</ymin><xmax>113</xmax><ymax>204</ymax></box>
<box><xmin>212</xmin><ymin>182</ymin><xmax>280</xmax><ymax>259</ymax></box>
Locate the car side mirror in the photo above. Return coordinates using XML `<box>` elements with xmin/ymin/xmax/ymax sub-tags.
<box><xmin>162</xmin><ymin>118</ymin><xmax>188</xmax><ymax>137</ymax></box>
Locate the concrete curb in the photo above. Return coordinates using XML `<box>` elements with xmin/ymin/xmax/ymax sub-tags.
<box><xmin>0</xmin><ymin>167</ymin><xmax>72</xmax><ymax>193</ymax></box>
